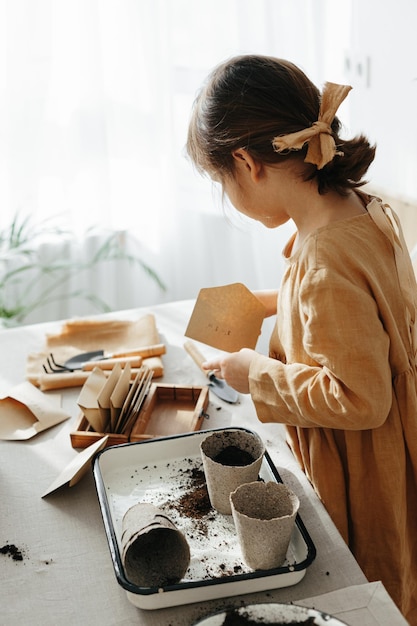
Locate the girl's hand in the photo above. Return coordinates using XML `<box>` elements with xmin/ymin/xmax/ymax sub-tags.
<box><xmin>202</xmin><ymin>348</ymin><xmax>256</xmax><ymax>394</ymax></box>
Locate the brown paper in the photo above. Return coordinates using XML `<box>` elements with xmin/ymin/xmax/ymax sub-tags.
<box><xmin>47</xmin><ymin>314</ymin><xmax>160</xmax><ymax>351</ymax></box>
<box><xmin>185</xmin><ymin>283</ymin><xmax>266</xmax><ymax>352</ymax></box>
<box><xmin>26</xmin><ymin>314</ymin><xmax>164</xmax><ymax>390</ymax></box>
<box><xmin>110</xmin><ymin>362</ymin><xmax>131</xmax><ymax>431</ymax></box>
<box><xmin>77</xmin><ymin>367</ymin><xmax>107</xmax><ymax>432</ymax></box>
<box><xmin>97</xmin><ymin>363</ymin><xmax>122</xmax><ymax>431</ymax></box>
<box><xmin>42</xmin><ymin>435</ymin><xmax>109</xmax><ymax>497</ymax></box>
<box><xmin>115</xmin><ymin>367</ymin><xmax>153</xmax><ymax>435</ymax></box>
<box><xmin>0</xmin><ymin>382</ymin><xmax>70</xmax><ymax>440</ymax></box>
<box><xmin>77</xmin><ymin>363</ymin><xmax>154</xmax><ymax>436</ymax></box>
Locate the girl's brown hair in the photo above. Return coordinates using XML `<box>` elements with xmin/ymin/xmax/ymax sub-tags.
<box><xmin>187</xmin><ymin>55</ymin><xmax>376</xmax><ymax>195</ymax></box>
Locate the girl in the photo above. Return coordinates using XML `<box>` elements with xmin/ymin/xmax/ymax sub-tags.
<box><xmin>186</xmin><ymin>54</ymin><xmax>417</xmax><ymax>623</ymax></box>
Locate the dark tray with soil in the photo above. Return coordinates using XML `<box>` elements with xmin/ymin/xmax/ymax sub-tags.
<box><xmin>92</xmin><ymin>427</ymin><xmax>316</xmax><ymax>610</ymax></box>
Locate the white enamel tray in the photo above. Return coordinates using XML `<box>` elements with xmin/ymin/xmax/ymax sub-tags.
<box><xmin>93</xmin><ymin>427</ymin><xmax>316</xmax><ymax>610</ymax></box>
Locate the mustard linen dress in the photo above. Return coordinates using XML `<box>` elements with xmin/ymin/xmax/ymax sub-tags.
<box><xmin>249</xmin><ymin>195</ymin><xmax>417</xmax><ymax>623</ymax></box>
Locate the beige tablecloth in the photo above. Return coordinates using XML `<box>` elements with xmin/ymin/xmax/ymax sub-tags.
<box><xmin>0</xmin><ymin>301</ymin><xmax>406</xmax><ymax>626</ymax></box>
<box><xmin>299</xmin><ymin>581</ymin><xmax>408</xmax><ymax>625</ymax></box>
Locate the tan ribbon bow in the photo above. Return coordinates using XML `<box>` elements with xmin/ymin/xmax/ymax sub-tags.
<box><xmin>272</xmin><ymin>82</ymin><xmax>352</xmax><ymax>169</ymax></box>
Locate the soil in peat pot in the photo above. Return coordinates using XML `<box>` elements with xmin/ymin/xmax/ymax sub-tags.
<box><xmin>213</xmin><ymin>446</ymin><xmax>255</xmax><ymax>467</ymax></box>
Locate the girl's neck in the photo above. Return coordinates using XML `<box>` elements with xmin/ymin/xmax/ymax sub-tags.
<box><xmin>290</xmin><ymin>188</ymin><xmax>367</xmax><ymax>252</ymax></box>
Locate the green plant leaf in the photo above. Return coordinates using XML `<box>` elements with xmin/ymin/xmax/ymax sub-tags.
<box><xmin>0</xmin><ymin>212</ymin><xmax>166</xmax><ymax>325</ymax></box>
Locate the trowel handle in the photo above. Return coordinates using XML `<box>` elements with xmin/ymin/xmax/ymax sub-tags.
<box><xmin>112</xmin><ymin>343</ymin><xmax>166</xmax><ymax>359</ymax></box>
<box><xmin>184</xmin><ymin>340</ymin><xmax>207</xmax><ymax>373</ymax></box>
<box><xmin>83</xmin><ymin>356</ymin><xmax>143</xmax><ymax>371</ymax></box>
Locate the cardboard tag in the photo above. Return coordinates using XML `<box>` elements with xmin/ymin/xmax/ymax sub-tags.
<box><xmin>77</xmin><ymin>367</ymin><xmax>107</xmax><ymax>432</ymax></box>
<box><xmin>42</xmin><ymin>436</ymin><xmax>109</xmax><ymax>497</ymax></box>
<box><xmin>185</xmin><ymin>283</ymin><xmax>266</xmax><ymax>352</ymax></box>
<box><xmin>110</xmin><ymin>362</ymin><xmax>131</xmax><ymax>431</ymax></box>
<box><xmin>97</xmin><ymin>363</ymin><xmax>122</xmax><ymax>431</ymax></box>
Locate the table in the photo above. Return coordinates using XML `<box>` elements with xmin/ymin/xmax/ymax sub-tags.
<box><xmin>0</xmin><ymin>301</ymin><xmax>407</xmax><ymax>625</ymax></box>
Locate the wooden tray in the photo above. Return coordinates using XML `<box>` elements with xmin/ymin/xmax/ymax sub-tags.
<box><xmin>70</xmin><ymin>384</ymin><xmax>209</xmax><ymax>449</ymax></box>
<box><xmin>130</xmin><ymin>383</ymin><xmax>209</xmax><ymax>442</ymax></box>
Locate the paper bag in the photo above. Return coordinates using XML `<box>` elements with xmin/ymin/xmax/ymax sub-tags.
<box><xmin>0</xmin><ymin>382</ymin><xmax>70</xmax><ymax>440</ymax></box>
<box><xmin>185</xmin><ymin>283</ymin><xmax>266</xmax><ymax>352</ymax></box>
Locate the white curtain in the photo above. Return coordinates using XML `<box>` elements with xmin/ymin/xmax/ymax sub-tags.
<box><xmin>0</xmin><ymin>0</ymin><xmax>352</xmax><ymax>323</ymax></box>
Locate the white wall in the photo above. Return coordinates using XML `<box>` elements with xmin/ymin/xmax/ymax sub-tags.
<box><xmin>345</xmin><ymin>0</ymin><xmax>417</xmax><ymax>202</ymax></box>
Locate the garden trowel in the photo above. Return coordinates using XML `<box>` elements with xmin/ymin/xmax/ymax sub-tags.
<box><xmin>184</xmin><ymin>340</ymin><xmax>239</xmax><ymax>404</ymax></box>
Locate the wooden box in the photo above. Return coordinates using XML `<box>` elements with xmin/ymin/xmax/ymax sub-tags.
<box><xmin>70</xmin><ymin>416</ymin><xmax>130</xmax><ymax>449</ymax></box>
<box><xmin>70</xmin><ymin>383</ymin><xmax>209</xmax><ymax>449</ymax></box>
<box><xmin>129</xmin><ymin>383</ymin><xmax>209</xmax><ymax>442</ymax></box>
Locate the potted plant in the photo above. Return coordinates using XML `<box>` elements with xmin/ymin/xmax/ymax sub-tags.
<box><xmin>0</xmin><ymin>212</ymin><xmax>166</xmax><ymax>327</ymax></box>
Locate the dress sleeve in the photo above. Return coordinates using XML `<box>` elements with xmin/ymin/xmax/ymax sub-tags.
<box><xmin>249</xmin><ymin>267</ymin><xmax>393</xmax><ymax>430</ymax></box>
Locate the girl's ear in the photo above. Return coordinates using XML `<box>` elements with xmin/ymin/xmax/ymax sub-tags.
<box><xmin>232</xmin><ymin>149</ymin><xmax>263</xmax><ymax>182</ymax></box>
